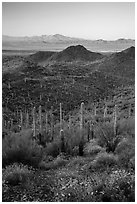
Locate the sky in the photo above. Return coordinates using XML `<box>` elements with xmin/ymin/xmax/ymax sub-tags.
<box><xmin>2</xmin><ymin>2</ymin><xmax>135</xmax><ymax>40</ymax></box>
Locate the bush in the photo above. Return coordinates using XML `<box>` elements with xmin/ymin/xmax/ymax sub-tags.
<box><xmin>45</xmin><ymin>139</ymin><xmax>61</xmax><ymax>157</ymax></box>
<box><xmin>117</xmin><ymin>117</ymin><xmax>135</xmax><ymax>138</ymax></box>
<box><xmin>115</xmin><ymin>138</ymin><xmax>135</xmax><ymax>168</ymax></box>
<box><xmin>84</xmin><ymin>139</ymin><xmax>105</xmax><ymax>156</ymax></box>
<box><xmin>88</xmin><ymin>152</ymin><xmax>118</xmax><ymax>172</ymax></box>
<box><xmin>94</xmin><ymin>122</ymin><xmax>121</xmax><ymax>151</ymax></box>
<box><xmin>2</xmin><ymin>163</ymin><xmax>33</xmax><ymax>186</ymax></box>
<box><xmin>2</xmin><ymin>129</ymin><xmax>43</xmax><ymax>167</ymax></box>
<box><xmin>39</xmin><ymin>155</ymin><xmax>68</xmax><ymax>170</ymax></box>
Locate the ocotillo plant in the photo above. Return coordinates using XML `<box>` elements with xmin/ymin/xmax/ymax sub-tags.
<box><xmin>39</xmin><ymin>105</ymin><xmax>42</xmax><ymax>133</ymax></box>
<box><xmin>32</xmin><ymin>106</ymin><xmax>36</xmax><ymax>138</ymax></box>
<box><xmin>113</xmin><ymin>105</ymin><xmax>117</xmax><ymax>136</ymax></box>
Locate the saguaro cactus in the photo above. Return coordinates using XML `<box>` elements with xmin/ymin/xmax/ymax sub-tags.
<box><xmin>26</xmin><ymin>110</ymin><xmax>29</xmax><ymax>128</ymax></box>
<box><xmin>10</xmin><ymin>119</ymin><xmax>13</xmax><ymax>130</ymax></box>
<box><xmin>104</xmin><ymin>105</ymin><xmax>107</xmax><ymax>118</ymax></box>
<box><xmin>60</xmin><ymin>103</ymin><xmax>63</xmax><ymax>130</ymax></box>
<box><xmin>8</xmin><ymin>82</ymin><xmax>11</xmax><ymax>90</ymax></box>
<box><xmin>87</xmin><ymin>121</ymin><xmax>90</xmax><ymax>142</ymax></box>
<box><xmin>113</xmin><ymin>105</ymin><xmax>117</xmax><ymax>136</ymax></box>
<box><xmin>68</xmin><ymin>115</ymin><xmax>72</xmax><ymax>130</ymax></box>
<box><xmin>39</xmin><ymin>105</ymin><xmax>42</xmax><ymax>133</ymax></box>
<box><xmin>60</xmin><ymin>129</ymin><xmax>65</xmax><ymax>153</ymax></box>
<box><xmin>20</xmin><ymin>110</ymin><xmax>23</xmax><ymax>129</ymax></box>
<box><xmin>94</xmin><ymin>104</ymin><xmax>97</xmax><ymax>116</ymax></box>
<box><xmin>59</xmin><ymin>103</ymin><xmax>65</xmax><ymax>152</ymax></box>
<box><xmin>79</xmin><ymin>102</ymin><xmax>84</xmax><ymax>156</ymax></box>
<box><xmin>32</xmin><ymin>106</ymin><xmax>36</xmax><ymax>138</ymax></box>
<box><xmin>128</xmin><ymin>103</ymin><xmax>132</xmax><ymax>117</ymax></box>
<box><xmin>80</xmin><ymin>102</ymin><xmax>84</xmax><ymax>131</ymax></box>
<box><xmin>50</xmin><ymin>106</ymin><xmax>54</xmax><ymax>141</ymax></box>
<box><xmin>90</xmin><ymin>122</ymin><xmax>94</xmax><ymax>139</ymax></box>
<box><xmin>45</xmin><ymin>112</ymin><xmax>48</xmax><ymax>134</ymax></box>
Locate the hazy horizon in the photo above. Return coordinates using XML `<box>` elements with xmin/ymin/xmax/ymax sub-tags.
<box><xmin>2</xmin><ymin>2</ymin><xmax>135</xmax><ymax>41</ymax></box>
<box><xmin>2</xmin><ymin>33</ymin><xmax>135</xmax><ymax>41</ymax></box>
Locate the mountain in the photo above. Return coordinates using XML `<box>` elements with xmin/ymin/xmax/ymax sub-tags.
<box><xmin>98</xmin><ymin>46</ymin><xmax>135</xmax><ymax>80</ymax></box>
<box><xmin>28</xmin><ymin>45</ymin><xmax>104</xmax><ymax>65</ymax></box>
<box><xmin>2</xmin><ymin>34</ymin><xmax>135</xmax><ymax>52</ymax></box>
<box><xmin>47</xmin><ymin>45</ymin><xmax>104</xmax><ymax>63</ymax></box>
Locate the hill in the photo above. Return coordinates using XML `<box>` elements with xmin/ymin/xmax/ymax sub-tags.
<box><xmin>46</xmin><ymin>45</ymin><xmax>104</xmax><ymax>63</ymax></box>
<box><xmin>98</xmin><ymin>46</ymin><xmax>135</xmax><ymax>80</ymax></box>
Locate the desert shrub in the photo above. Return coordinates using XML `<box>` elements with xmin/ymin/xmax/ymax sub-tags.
<box><xmin>129</xmin><ymin>156</ymin><xmax>135</xmax><ymax>170</ymax></box>
<box><xmin>45</xmin><ymin>138</ymin><xmax>61</xmax><ymax>157</ymax></box>
<box><xmin>115</xmin><ymin>138</ymin><xmax>135</xmax><ymax>168</ymax></box>
<box><xmin>84</xmin><ymin>139</ymin><xmax>105</xmax><ymax>156</ymax></box>
<box><xmin>94</xmin><ymin>121</ymin><xmax>121</xmax><ymax>152</ymax></box>
<box><xmin>39</xmin><ymin>154</ymin><xmax>68</xmax><ymax>170</ymax></box>
<box><xmin>2</xmin><ymin>163</ymin><xmax>33</xmax><ymax>186</ymax></box>
<box><xmin>66</xmin><ymin>156</ymin><xmax>95</xmax><ymax>170</ymax></box>
<box><xmin>2</xmin><ymin>129</ymin><xmax>43</xmax><ymax>167</ymax></box>
<box><xmin>117</xmin><ymin>117</ymin><xmax>135</xmax><ymax>138</ymax></box>
<box><xmin>88</xmin><ymin>152</ymin><xmax>118</xmax><ymax>172</ymax></box>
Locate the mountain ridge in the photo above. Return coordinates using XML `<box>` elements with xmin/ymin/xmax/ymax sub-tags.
<box><xmin>2</xmin><ymin>34</ymin><xmax>135</xmax><ymax>52</ymax></box>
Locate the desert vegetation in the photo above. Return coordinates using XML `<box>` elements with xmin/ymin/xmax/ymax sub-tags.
<box><xmin>2</xmin><ymin>45</ymin><xmax>135</xmax><ymax>201</ymax></box>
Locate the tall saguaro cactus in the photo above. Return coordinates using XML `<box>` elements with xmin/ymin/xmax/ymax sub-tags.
<box><xmin>45</xmin><ymin>112</ymin><xmax>48</xmax><ymax>134</ymax></box>
<box><xmin>69</xmin><ymin>115</ymin><xmax>72</xmax><ymax>130</ymax></box>
<box><xmin>8</xmin><ymin>82</ymin><xmax>11</xmax><ymax>90</ymax></box>
<box><xmin>87</xmin><ymin>121</ymin><xmax>90</xmax><ymax>142</ymax></box>
<box><xmin>104</xmin><ymin>105</ymin><xmax>107</xmax><ymax>118</ymax></box>
<box><xmin>79</xmin><ymin>102</ymin><xmax>84</xmax><ymax>156</ymax></box>
<box><xmin>94</xmin><ymin>104</ymin><xmax>97</xmax><ymax>116</ymax></box>
<box><xmin>39</xmin><ymin>105</ymin><xmax>42</xmax><ymax>133</ymax></box>
<box><xmin>128</xmin><ymin>103</ymin><xmax>131</xmax><ymax>117</ymax></box>
<box><xmin>59</xmin><ymin>103</ymin><xmax>65</xmax><ymax>152</ymax></box>
<box><xmin>50</xmin><ymin>106</ymin><xmax>54</xmax><ymax>141</ymax></box>
<box><xmin>113</xmin><ymin>105</ymin><xmax>117</xmax><ymax>136</ymax></box>
<box><xmin>32</xmin><ymin>106</ymin><xmax>36</xmax><ymax>138</ymax></box>
<box><xmin>26</xmin><ymin>110</ymin><xmax>29</xmax><ymax>128</ymax></box>
<box><xmin>80</xmin><ymin>102</ymin><xmax>84</xmax><ymax>131</ymax></box>
<box><xmin>60</xmin><ymin>103</ymin><xmax>63</xmax><ymax>130</ymax></box>
<box><xmin>20</xmin><ymin>110</ymin><xmax>23</xmax><ymax>129</ymax></box>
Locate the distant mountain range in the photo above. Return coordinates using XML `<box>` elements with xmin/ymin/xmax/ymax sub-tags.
<box><xmin>2</xmin><ymin>34</ymin><xmax>135</xmax><ymax>52</ymax></box>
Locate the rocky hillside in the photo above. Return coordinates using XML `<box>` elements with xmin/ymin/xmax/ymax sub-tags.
<box><xmin>98</xmin><ymin>46</ymin><xmax>135</xmax><ymax>80</ymax></box>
